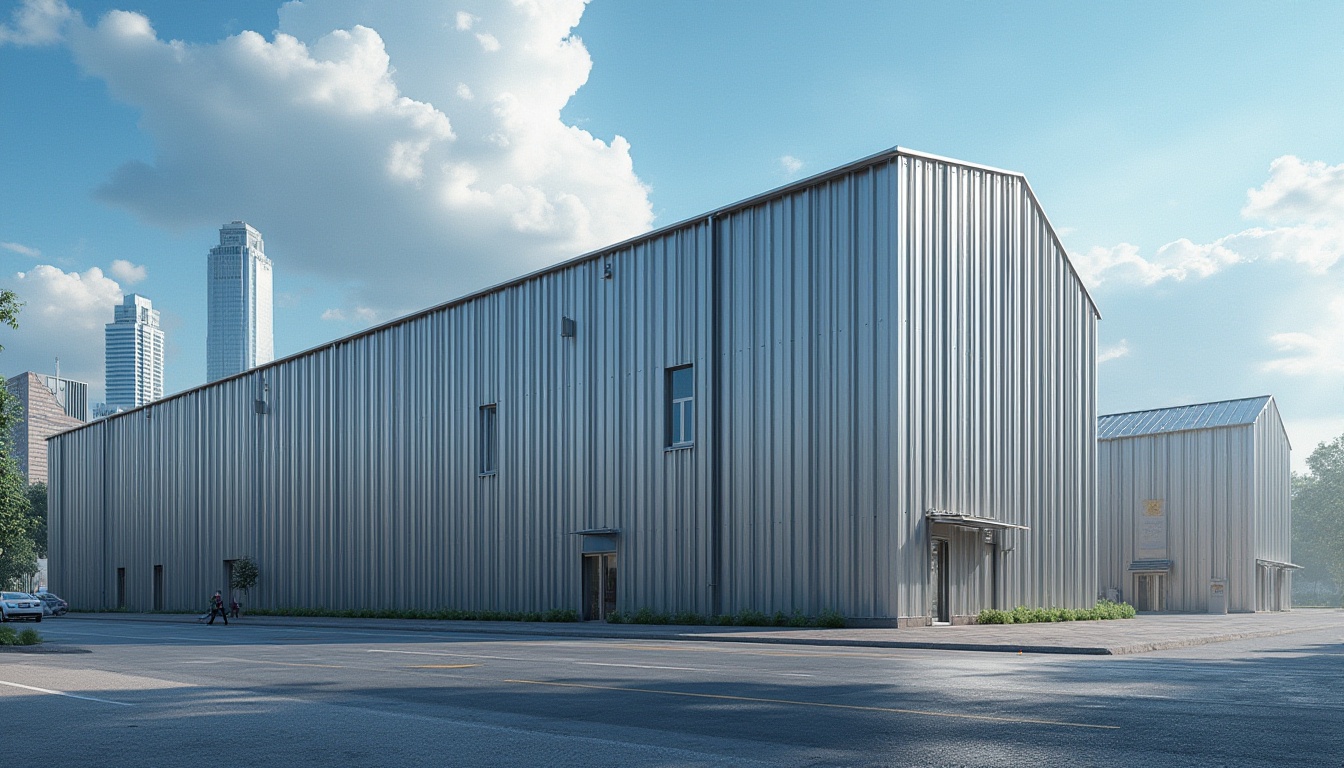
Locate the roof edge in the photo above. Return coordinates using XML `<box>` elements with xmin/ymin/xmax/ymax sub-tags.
<box><xmin>1098</xmin><ymin>395</ymin><xmax>1274</xmax><ymax>422</ymax></box>
<box><xmin>53</xmin><ymin>145</ymin><xmax>1097</xmax><ymax>438</ymax></box>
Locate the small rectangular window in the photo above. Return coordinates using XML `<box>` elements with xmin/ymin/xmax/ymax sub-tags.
<box><xmin>667</xmin><ymin>365</ymin><xmax>694</xmax><ymax>448</ymax></box>
<box><xmin>479</xmin><ymin>404</ymin><xmax>497</xmax><ymax>474</ymax></box>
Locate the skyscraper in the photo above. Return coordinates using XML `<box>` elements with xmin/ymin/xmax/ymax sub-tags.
<box><xmin>104</xmin><ymin>293</ymin><xmax>165</xmax><ymax>411</ymax></box>
<box><xmin>207</xmin><ymin>221</ymin><xmax>274</xmax><ymax>382</ymax></box>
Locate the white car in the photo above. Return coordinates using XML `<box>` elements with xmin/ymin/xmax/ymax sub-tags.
<box><xmin>0</xmin><ymin>592</ymin><xmax>43</xmax><ymax>622</ymax></box>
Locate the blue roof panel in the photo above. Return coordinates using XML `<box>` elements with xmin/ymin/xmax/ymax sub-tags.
<box><xmin>1098</xmin><ymin>396</ymin><xmax>1272</xmax><ymax>440</ymax></box>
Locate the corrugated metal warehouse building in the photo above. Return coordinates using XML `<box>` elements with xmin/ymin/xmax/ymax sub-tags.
<box><xmin>49</xmin><ymin>147</ymin><xmax>1099</xmax><ymax>625</ymax></box>
<box><xmin>1098</xmin><ymin>396</ymin><xmax>1295</xmax><ymax>613</ymax></box>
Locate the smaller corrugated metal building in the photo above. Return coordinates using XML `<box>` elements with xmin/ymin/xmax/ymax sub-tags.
<box><xmin>1098</xmin><ymin>396</ymin><xmax>1295</xmax><ymax>613</ymax></box>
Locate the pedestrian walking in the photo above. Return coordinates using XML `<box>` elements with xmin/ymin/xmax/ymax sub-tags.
<box><xmin>207</xmin><ymin>590</ymin><xmax>229</xmax><ymax>625</ymax></box>
<box><xmin>230</xmin><ymin>598</ymin><xmax>240</xmax><ymax>619</ymax></box>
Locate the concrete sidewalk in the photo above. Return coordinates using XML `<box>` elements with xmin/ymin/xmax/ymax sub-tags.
<box><xmin>61</xmin><ymin>608</ymin><xmax>1344</xmax><ymax>655</ymax></box>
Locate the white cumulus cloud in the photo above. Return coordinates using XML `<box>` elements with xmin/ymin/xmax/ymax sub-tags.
<box><xmin>2</xmin><ymin>264</ymin><xmax>124</xmax><ymax>398</ymax></box>
<box><xmin>61</xmin><ymin>0</ymin><xmax>652</xmax><ymax>316</ymax></box>
<box><xmin>108</xmin><ymin>258</ymin><xmax>146</xmax><ymax>285</ymax></box>
<box><xmin>1262</xmin><ymin>298</ymin><xmax>1344</xmax><ymax>377</ymax></box>
<box><xmin>1074</xmin><ymin>155</ymin><xmax>1344</xmax><ymax>288</ymax></box>
<box><xmin>0</xmin><ymin>0</ymin><xmax>74</xmax><ymax>47</ymax></box>
<box><xmin>780</xmin><ymin>155</ymin><xmax>803</xmax><ymax>176</ymax></box>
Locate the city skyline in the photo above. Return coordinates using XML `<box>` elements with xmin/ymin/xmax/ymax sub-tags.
<box><xmin>206</xmin><ymin>220</ymin><xmax>274</xmax><ymax>382</ymax></box>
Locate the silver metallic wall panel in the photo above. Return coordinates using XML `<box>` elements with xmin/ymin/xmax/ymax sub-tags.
<box><xmin>1097</xmin><ymin>398</ymin><xmax>1291</xmax><ymax>612</ymax></box>
<box><xmin>50</xmin><ymin>148</ymin><xmax>1098</xmax><ymax>621</ymax></box>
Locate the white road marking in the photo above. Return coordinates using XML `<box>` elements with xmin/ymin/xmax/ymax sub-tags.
<box><xmin>368</xmin><ymin>648</ymin><xmax>534</xmax><ymax>662</ymax></box>
<box><xmin>574</xmin><ymin>662</ymin><xmax>708</xmax><ymax>672</ymax></box>
<box><xmin>0</xmin><ymin>679</ymin><xmax>134</xmax><ymax>706</ymax></box>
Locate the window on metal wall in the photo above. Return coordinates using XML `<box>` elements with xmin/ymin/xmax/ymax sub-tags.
<box><xmin>479</xmin><ymin>404</ymin><xmax>497</xmax><ymax>475</ymax></box>
<box><xmin>667</xmin><ymin>365</ymin><xmax>694</xmax><ymax>448</ymax></box>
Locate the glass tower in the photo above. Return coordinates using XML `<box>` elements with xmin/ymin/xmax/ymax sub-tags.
<box><xmin>207</xmin><ymin>221</ymin><xmax>274</xmax><ymax>382</ymax></box>
<box><xmin>104</xmin><ymin>294</ymin><xmax>165</xmax><ymax>410</ymax></box>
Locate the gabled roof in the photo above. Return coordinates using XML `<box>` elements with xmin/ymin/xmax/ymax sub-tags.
<box><xmin>1098</xmin><ymin>396</ymin><xmax>1273</xmax><ymax>440</ymax></box>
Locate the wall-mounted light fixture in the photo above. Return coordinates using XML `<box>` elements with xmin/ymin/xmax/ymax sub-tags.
<box><xmin>561</xmin><ymin>316</ymin><xmax>577</xmax><ymax>338</ymax></box>
<box><xmin>602</xmin><ymin>263</ymin><xmax>613</xmax><ymax>280</ymax></box>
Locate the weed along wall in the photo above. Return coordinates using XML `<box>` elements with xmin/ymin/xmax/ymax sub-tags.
<box><xmin>49</xmin><ymin>148</ymin><xmax>1098</xmax><ymax>625</ymax></box>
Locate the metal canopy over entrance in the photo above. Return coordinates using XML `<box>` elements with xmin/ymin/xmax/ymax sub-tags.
<box><xmin>924</xmin><ymin>510</ymin><xmax>1029</xmax><ymax>532</ymax></box>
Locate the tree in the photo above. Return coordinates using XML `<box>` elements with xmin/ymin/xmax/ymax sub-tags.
<box><xmin>0</xmin><ymin>406</ymin><xmax>34</xmax><ymax>590</ymax></box>
<box><xmin>230</xmin><ymin>556</ymin><xmax>259</xmax><ymax>601</ymax></box>
<box><xmin>1292</xmin><ymin>434</ymin><xmax>1344</xmax><ymax>605</ymax></box>
<box><xmin>0</xmin><ymin>288</ymin><xmax>34</xmax><ymax>589</ymax></box>
<box><xmin>24</xmin><ymin>483</ymin><xmax>46</xmax><ymax>559</ymax></box>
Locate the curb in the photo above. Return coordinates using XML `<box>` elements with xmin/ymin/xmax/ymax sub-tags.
<box><xmin>60</xmin><ymin>611</ymin><xmax>1339</xmax><ymax>656</ymax></box>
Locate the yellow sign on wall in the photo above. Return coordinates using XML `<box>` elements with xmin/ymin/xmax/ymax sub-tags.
<box><xmin>1138</xmin><ymin>499</ymin><xmax>1167</xmax><ymax>558</ymax></box>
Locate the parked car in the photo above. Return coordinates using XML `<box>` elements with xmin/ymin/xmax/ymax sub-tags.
<box><xmin>0</xmin><ymin>591</ymin><xmax>43</xmax><ymax>622</ymax></box>
<box><xmin>36</xmin><ymin>593</ymin><xmax>67</xmax><ymax>616</ymax></box>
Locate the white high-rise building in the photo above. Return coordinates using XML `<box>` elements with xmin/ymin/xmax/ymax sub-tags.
<box><xmin>207</xmin><ymin>221</ymin><xmax>274</xmax><ymax>382</ymax></box>
<box><xmin>104</xmin><ymin>294</ymin><xmax>165</xmax><ymax>411</ymax></box>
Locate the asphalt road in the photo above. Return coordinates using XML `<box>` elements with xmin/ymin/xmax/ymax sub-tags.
<box><xmin>1</xmin><ymin>617</ymin><xmax>1340</xmax><ymax>767</ymax></box>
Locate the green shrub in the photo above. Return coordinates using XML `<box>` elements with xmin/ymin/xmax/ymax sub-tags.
<box><xmin>632</xmin><ymin>608</ymin><xmax>668</xmax><ymax>624</ymax></box>
<box><xmin>669</xmin><ymin>610</ymin><xmax>706</xmax><ymax>625</ymax></box>
<box><xmin>977</xmin><ymin>600</ymin><xmax>1137</xmax><ymax>625</ymax></box>
<box><xmin>0</xmin><ymin>626</ymin><xmax>42</xmax><ymax>646</ymax></box>
<box><xmin>734</xmin><ymin>609</ymin><xmax>769</xmax><ymax>626</ymax></box>
<box><xmin>814</xmin><ymin>609</ymin><xmax>846</xmax><ymax>628</ymax></box>
<box><xmin>605</xmin><ymin>610</ymin><xmax>627</xmax><ymax>624</ymax></box>
<box><xmin>246</xmin><ymin>606</ymin><xmax>582</xmax><ymax>623</ymax></box>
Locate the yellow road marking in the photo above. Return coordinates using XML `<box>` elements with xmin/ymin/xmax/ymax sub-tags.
<box><xmin>504</xmin><ymin>679</ymin><xmax>1118</xmax><ymax>730</ymax></box>
<box><xmin>403</xmin><ymin>664</ymin><xmax>481</xmax><ymax>669</ymax></box>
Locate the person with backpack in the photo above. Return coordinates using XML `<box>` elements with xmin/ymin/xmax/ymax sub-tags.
<box><xmin>207</xmin><ymin>590</ymin><xmax>229</xmax><ymax>625</ymax></box>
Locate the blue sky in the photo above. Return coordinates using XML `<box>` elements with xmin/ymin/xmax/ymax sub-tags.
<box><xmin>2</xmin><ymin>0</ymin><xmax>1342</xmax><ymax>469</ymax></box>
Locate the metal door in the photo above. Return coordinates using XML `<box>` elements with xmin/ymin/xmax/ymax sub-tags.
<box><xmin>583</xmin><ymin>553</ymin><xmax>618</xmax><ymax>621</ymax></box>
<box><xmin>931</xmin><ymin>539</ymin><xmax>950</xmax><ymax>623</ymax></box>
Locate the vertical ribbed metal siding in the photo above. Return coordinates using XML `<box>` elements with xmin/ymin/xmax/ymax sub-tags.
<box><xmin>1098</xmin><ymin>400</ymin><xmax>1289</xmax><ymax>613</ymax></box>
<box><xmin>715</xmin><ymin>155</ymin><xmax>1096</xmax><ymax>619</ymax></box>
<box><xmin>1253</xmin><ymin>399</ymin><xmax>1293</xmax><ymax>606</ymax></box>
<box><xmin>894</xmin><ymin>157</ymin><xmax>1096</xmax><ymax>616</ymax></box>
<box><xmin>51</xmin><ymin>225</ymin><xmax>716</xmax><ymax>614</ymax></box>
<box><xmin>50</xmin><ymin>148</ymin><xmax>1097</xmax><ymax>621</ymax></box>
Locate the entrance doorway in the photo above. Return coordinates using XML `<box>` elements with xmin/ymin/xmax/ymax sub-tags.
<box><xmin>931</xmin><ymin>539</ymin><xmax>950</xmax><ymax>624</ymax></box>
<box><xmin>583</xmin><ymin>553</ymin><xmax>617</xmax><ymax>621</ymax></box>
<box><xmin>153</xmin><ymin>565</ymin><xmax>164</xmax><ymax>611</ymax></box>
<box><xmin>1134</xmin><ymin>573</ymin><xmax>1167</xmax><ymax>612</ymax></box>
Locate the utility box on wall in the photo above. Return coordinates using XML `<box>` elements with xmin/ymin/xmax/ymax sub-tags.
<box><xmin>1208</xmin><ymin>580</ymin><xmax>1228</xmax><ymax>615</ymax></box>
